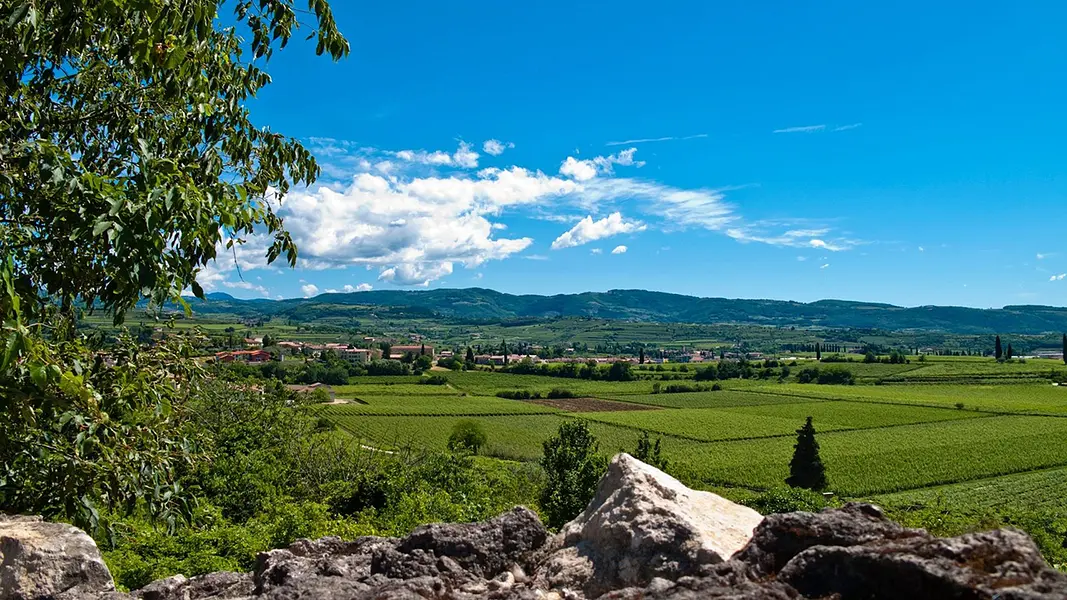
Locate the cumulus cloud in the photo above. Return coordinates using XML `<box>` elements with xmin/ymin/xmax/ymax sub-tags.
<box><xmin>611</xmin><ymin>245</ymin><xmax>628</xmax><ymax>254</ymax></box>
<box><xmin>343</xmin><ymin>283</ymin><xmax>373</xmax><ymax>292</ymax></box>
<box><xmin>1051</xmin><ymin>274</ymin><xmax>1066</xmax><ymax>282</ymax></box>
<box><xmin>273</xmin><ymin>166</ymin><xmax>580</xmax><ymax>285</ymax></box>
<box><xmin>301</xmin><ymin>283</ymin><xmax>320</xmax><ymax>297</ymax></box>
<box><xmin>379</xmin><ymin>263</ymin><xmax>453</xmax><ymax>287</ymax></box>
<box><xmin>482</xmin><ymin>139</ymin><xmax>514</xmax><ymax>156</ymax></box>
<box><xmin>558</xmin><ymin>148</ymin><xmax>645</xmax><ymax>181</ymax></box>
<box><xmin>394</xmin><ymin>141</ymin><xmax>480</xmax><ymax>169</ymax></box>
<box><xmin>551</xmin><ymin>212</ymin><xmax>646</xmax><ymax>249</ymax></box>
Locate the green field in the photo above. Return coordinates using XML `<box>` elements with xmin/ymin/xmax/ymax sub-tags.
<box><xmin>323</xmin><ymin>395</ymin><xmax>558</xmax><ymax>416</ymax></box>
<box><xmin>872</xmin><ymin>467</ymin><xmax>1067</xmax><ymax>511</ymax></box>
<box><xmin>676</xmin><ymin>416</ymin><xmax>1067</xmax><ymax>496</ymax></box>
<box><xmin>327</xmin><ymin>413</ymin><xmax>672</xmax><ymax>461</ymax></box>
<box><xmin>752</xmin><ymin>383</ymin><xmax>1067</xmax><ymax>414</ymax></box>
<box><xmin>312</xmin><ymin>357</ymin><xmax>1067</xmax><ymax>515</ymax></box>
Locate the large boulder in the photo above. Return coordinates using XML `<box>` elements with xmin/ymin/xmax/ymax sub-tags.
<box><xmin>533</xmin><ymin>453</ymin><xmax>764</xmax><ymax>597</ymax></box>
<box><xmin>0</xmin><ymin>515</ymin><xmax>115</xmax><ymax>599</ymax></box>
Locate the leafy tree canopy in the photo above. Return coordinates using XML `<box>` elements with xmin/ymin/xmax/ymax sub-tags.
<box><xmin>0</xmin><ymin>0</ymin><xmax>348</xmax><ymax>531</ymax></box>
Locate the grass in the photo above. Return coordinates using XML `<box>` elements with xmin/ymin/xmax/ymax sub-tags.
<box><xmin>752</xmin><ymin>383</ymin><xmax>1067</xmax><ymax>415</ymax></box>
<box><xmin>575</xmin><ymin>401</ymin><xmax>982</xmax><ymax>443</ymax></box>
<box><xmin>597</xmin><ymin>389</ymin><xmax>830</xmax><ymax>409</ymax></box>
<box><xmin>445</xmin><ymin>371</ymin><xmax>656</xmax><ymax>396</ymax></box>
<box><xmin>871</xmin><ymin>466</ymin><xmax>1067</xmax><ymax>512</ymax></box>
<box><xmin>329</xmin><ymin>413</ymin><xmax>672</xmax><ymax>461</ymax></box>
<box><xmin>321</xmin><ymin>395</ymin><xmax>558</xmax><ymax>416</ymax></box>
<box><xmin>674</xmin><ymin>416</ymin><xmax>1067</xmax><ymax>496</ymax></box>
<box><xmin>331</xmin><ymin>383</ymin><xmax>464</xmax><ymax>398</ymax></box>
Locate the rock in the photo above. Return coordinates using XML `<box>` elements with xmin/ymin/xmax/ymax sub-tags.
<box><xmin>778</xmin><ymin>526</ymin><xmax>1067</xmax><ymax>600</ymax></box>
<box><xmin>735</xmin><ymin>502</ymin><xmax>926</xmax><ymax>575</ymax></box>
<box><xmin>9</xmin><ymin>455</ymin><xmax>1067</xmax><ymax>599</ymax></box>
<box><xmin>535</xmin><ymin>453</ymin><xmax>763</xmax><ymax>597</ymax></box>
<box><xmin>394</xmin><ymin>507</ymin><xmax>547</xmax><ymax>579</ymax></box>
<box><xmin>0</xmin><ymin>514</ymin><xmax>115</xmax><ymax>599</ymax></box>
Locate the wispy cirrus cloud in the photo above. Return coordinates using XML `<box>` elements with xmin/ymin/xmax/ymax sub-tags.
<box><xmin>605</xmin><ymin>133</ymin><xmax>708</xmax><ymax>146</ymax></box>
<box><xmin>774</xmin><ymin>123</ymin><xmax>862</xmax><ymax>134</ymax></box>
<box><xmin>774</xmin><ymin>125</ymin><xmax>826</xmax><ymax>134</ymax></box>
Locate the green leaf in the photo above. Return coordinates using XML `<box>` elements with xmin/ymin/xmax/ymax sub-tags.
<box><xmin>92</xmin><ymin>220</ymin><xmax>112</xmax><ymax>236</ymax></box>
<box><xmin>5</xmin><ymin>3</ymin><xmax>29</xmax><ymax>28</ymax></box>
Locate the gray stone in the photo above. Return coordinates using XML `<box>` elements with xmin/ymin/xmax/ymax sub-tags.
<box><xmin>0</xmin><ymin>515</ymin><xmax>115</xmax><ymax>599</ymax></box>
<box><xmin>535</xmin><ymin>454</ymin><xmax>763</xmax><ymax>597</ymax></box>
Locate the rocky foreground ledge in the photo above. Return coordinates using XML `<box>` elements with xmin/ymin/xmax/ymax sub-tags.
<box><xmin>3</xmin><ymin>454</ymin><xmax>1066</xmax><ymax>599</ymax></box>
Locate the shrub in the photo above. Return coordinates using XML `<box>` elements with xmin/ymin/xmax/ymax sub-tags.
<box><xmin>546</xmin><ymin>388</ymin><xmax>576</xmax><ymax>399</ymax></box>
<box><xmin>633</xmin><ymin>431</ymin><xmax>669</xmax><ymax>471</ymax></box>
<box><xmin>744</xmin><ymin>487</ymin><xmax>833</xmax><ymax>515</ymax></box>
<box><xmin>496</xmin><ymin>390</ymin><xmax>533</xmax><ymax>400</ymax></box>
<box><xmin>447</xmin><ymin>420</ymin><xmax>488</xmax><ymax>455</ymax></box>
<box><xmin>419</xmin><ymin>374</ymin><xmax>449</xmax><ymax>385</ymax></box>
<box><xmin>711</xmin><ymin>383</ymin><xmax>723</xmax><ymax>391</ymax></box>
<box><xmin>539</xmin><ymin>421</ymin><xmax>607</xmax><ymax>529</ymax></box>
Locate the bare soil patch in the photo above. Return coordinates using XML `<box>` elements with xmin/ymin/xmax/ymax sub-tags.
<box><xmin>528</xmin><ymin>397</ymin><xmax>658</xmax><ymax>412</ymax></box>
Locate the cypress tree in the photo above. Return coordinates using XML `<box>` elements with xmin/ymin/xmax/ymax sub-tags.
<box><xmin>815</xmin><ymin>343</ymin><xmax>822</xmax><ymax>361</ymax></box>
<box><xmin>639</xmin><ymin>348</ymin><xmax>645</xmax><ymax>364</ymax></box>
<box><xmin>786</xmin><ymin>417</ymin><xmax>827</xmax><ymax>490</ymax></box>
<box><xmin>995</xmin><ymin>335</ymin><xmax>1003</xmax><ymax>360</ymax></box>
<box><xmin>1062</xmin><ymin>334</ymin><xmax>1066</xmax><ymax>365</ymax></box>
<box><xmin>1006</xmin><ymin>343</ymin><xmax>1014</xmax><ymax>360</ymax></box>
<box><xmin>465</xmin><ymin>346</ymin><xmax>475</xmax><ymax>364</ymax></box>
<box><xmin>502</xmin><ymin>339</ymin><xmax>509</xmax><ymax>365</ymax></box>
<box><xmin>420</xmin><ymin>343</ymin><xmax>426</xmax><ymax>356</ymax></box>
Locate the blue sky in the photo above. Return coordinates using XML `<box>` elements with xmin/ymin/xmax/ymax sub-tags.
<box><xmin>200</xmin><ymin>0</ymin><xmax>1067</xmax><ymax>308</ymax></box>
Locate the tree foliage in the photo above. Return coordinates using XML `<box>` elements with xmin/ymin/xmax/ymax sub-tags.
<box><xmin>539</xmin><ymin>421</ymin><xmax>606</xmax><ymax>529</ymax></box>
<box><xmin>0</xmin><ymin>0</ymin><xmax>348</xmax><ymax>530</ymax></box>
<box><xmin>632</xmin><ymin>431</ymin><xmax>668</xmax><ymax>472</ymax></box>
<box><xmin>446</xmin><ymin>420</ymin><xmax>487</xmax><ymax>455</ymax></box>
<box><xmin>786</xmin><ymin>417</ymin><xmax>827</xmax><ymax>491</ymax></box>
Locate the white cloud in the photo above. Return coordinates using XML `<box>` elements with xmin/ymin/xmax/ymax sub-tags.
<box><xmin>605</xmin><ymin>133</ymin><xmax>707</xmax><ymax>146</ymax></box>
<box><xmin>1037</xmin><ymin>253</ymin><xmax>1055</xmax><ymax>260</ymax></box>
<box><xmin>581</xmin><ymin>179</ymin><xmax>737</xmax><ymax>231</ymax></box>
<box><xmin>611</xmin><ymin>245</ymin><xmax>628</xmax><ymax>254</ymax></box>
<box><xmin>452</xmin><ymin>141</ymin><xmax>479</xmax><ymax>168</ymax></box>
<box><xmin>774</xmin><ymin>125</ymin><xmax>826</xmax><ymax>134</ymax></box>
<box><xmin>809</xmin><ymin>239</ymin><xmax>851</xmax><ymax>252</ymax></box>
<box><xmin>820</xmin><ymin>264</ymin><xmax>830</xmax><ymax>269</ymax></box>
<box><xmin>551</xmin><ymin>212</ymin><xmax>646</xmax><ymax>249</ymax></box>
<box><xmin>558</xmin><ymin>148</ymin><xmax>645</xmax><ymax>181</ymax></box>
<box><xmin>301</xmin><ymin>283</ymin><xmax>319</xmax><ymax>297</ymax></box>
<box><xmin>559</xmin><ymin>157</ymin><xmax>598</xmax><ymax>181</ymax></box>
<box><xmin>482</xmin><ymin>139</ymin><xmax>514</xmax><ymax>156</ymax></box>
<box><xmin>394</xmin><ymin>141</ymin><xmax>480</xmax><ymax>169</ymax></box>
<box><xmin>343</xmin><ymin>283</ymin><xmax>373</xmax><ymax>292</ymax></box>
<box><xmin>473</xmin><ymin>272</ymin><xmax>484</xmax><ymax>279</ymax></box>
<box><xmin>797</xmin><ymin>256</ymin><xmax>808</xmax><ymax>262</ymax></box>
<box><xmin>379</xmin><ymin>262</ymin><xmax>453</xmax><ymax>287</ymax></box>
<box><xmin>273</xmin><ymin>165</ymin><xmax>579</xmax><ymax>286</ymax></box>
<box><xmin>524</xmin><ymin>254</ymin><xmax>549</xmax><ymax>261</ymax></box>
<box><xmin>833</xmin><ymin>123</ymin><xmax>863</xmax><ymax>131</ymax></box>
<box><xmin>590</xmin><ymin>248</ymin><xmax>603</xmax><ymax>255</ymax></box>
<box><xmin>221</xmin><ymin>279</ymin><xmax>270</xmax><ymax>297</ymax></box>
<box><xmin>1051</xmin><ymin>274</ymin><xmax>1066</xmax><ymax>282</ymax></box>
<box><xmin>918</xmin><ymin>246</ymin><xmax>925</xmax><ymax>252</ymax></box>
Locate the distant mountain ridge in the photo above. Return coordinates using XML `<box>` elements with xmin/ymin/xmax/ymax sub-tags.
<box><xmin>178</xmin><ymin>288</ymin><xmax>1067</xmax><ymax>334</ymax></box>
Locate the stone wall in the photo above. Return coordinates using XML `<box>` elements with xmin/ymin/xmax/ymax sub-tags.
<box><xmin>3</xmin><ymin>454</ymin><xmax>1065</xmax><ymax>599</ymax></box>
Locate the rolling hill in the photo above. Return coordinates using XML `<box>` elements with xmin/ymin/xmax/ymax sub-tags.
<box><xmin>177</xmin><ymin>288</ymin><xmax>1067</xmax><ymax>334</ymax></box>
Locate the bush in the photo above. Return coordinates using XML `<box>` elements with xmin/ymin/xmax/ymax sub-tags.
<box><xmin>539</xmin><ymin>421</ymin><xmax>607</xmax><ymax>529</ymax></box>
<box><xmin>606</xmin><ymin>361</ymin><xmax>635</xmax><ymax>382</ymax></box>
<box><xmin>743</xmin><ymin>487</ymin><xmax>833</xmax><ymax>515</ymax></box>
<box><xmin>419</xmin><ymin>374</ymin><xmax>449</xmax><ymax>385</ymax></box>
<box><xmin>365</xmin><ymin>359</ymin><xmax>410</xmax><ymax>376</ymax></box>
<box><xmin>711</xmin><ymin>383</ymin><xmax>723</xmax><ymax>391</ymax></box>
<box><xmin>546</xmin><ymin>388</ymin><xmax>576</xmax><ymax>399</ymax></box>
<box><xmin>446</xmin><ymin>420</ymin><xmax>488</xmax><ymax>455</ymax></box>
<box><xmin>496</xmin><ymin>390</ymin><xmax>533</xmax><ymax>400</ymax></box>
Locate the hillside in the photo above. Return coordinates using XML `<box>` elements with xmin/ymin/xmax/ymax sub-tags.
<box><xmin>178</xmin><ymin>288</ymin><xmax>1067</xmax><ymax>334</ymax></box>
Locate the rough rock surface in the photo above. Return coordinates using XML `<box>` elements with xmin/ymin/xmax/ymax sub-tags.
<box><xmin>0</xmin><ymin>515</ymin><xmax>115</xmax><ymax>599</ymax></box>
<box><xmin>533</xmin><ymin>453</ymin><xmax>763</xmax><ymax>597</ymax></box>
<box><xmin>4</xmin><ymin>455</ymin><xmax>1067</xmax><ymax>600</ymax></box>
